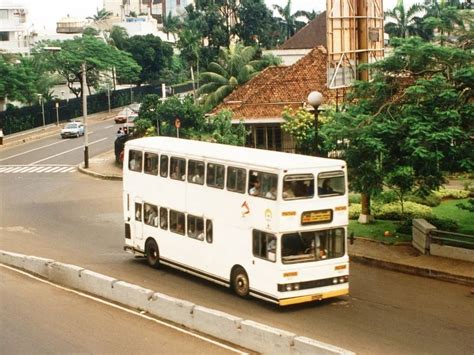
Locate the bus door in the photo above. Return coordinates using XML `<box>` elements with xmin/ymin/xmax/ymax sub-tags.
<box><xmin>251</xmin><ymin>230</ymin><xmax>278</xmax><ymax>292</ymax></box>
<box><xmin>133</xmin><ymin>199</ymin><xmax>144</xmax><ymax>241</ymax></box>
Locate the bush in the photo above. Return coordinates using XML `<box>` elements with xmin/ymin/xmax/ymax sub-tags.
<box><xmin>375</xmin><ymin>190</ymin><xmax>399</xmax><ymax>204</ymax></box>
<box><xmin>374</xmin><ymin>201</ymin><xmax>432</xmax><ymax>220</ymax></box>
<box><xmin>349</xmin><ymin>203</ymin><xmax>361</xmax><ymax>219</ymax></box>
<box><xmin>434</xmin><ymin>189</ymin><xmax>470</xmax><ymax>199</ymax></box>
<box><xmin>396</xmin><ymin>215</ymin><xmax>458</xmax><ymax>234</ymax></box>
<box><xmin>349</xmin><ymin>193</ymin><xmax>361</xmax><ymax>204</ymax></box>
<box><xmin>406</xmin><ymin>193</ymin><xmax>441</xmax><ymax>207</ymax></box>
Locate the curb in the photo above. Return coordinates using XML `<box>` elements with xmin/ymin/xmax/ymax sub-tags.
<box><xmin>0</xmin><ymin>250</ymin><xmax>354</xmax><ymax>355</ymax></box>
<box><xmin>349</xmin><ymin>254</ymin><xmax>474</xmax><ymax>287</ymax></box>
<box><xmin>77</xmin><ymin>164</ymin><xmax>123</xmax><ymax>181</ymax></box>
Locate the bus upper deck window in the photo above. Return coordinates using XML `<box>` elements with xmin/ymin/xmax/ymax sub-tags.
<box><xmin>283</xmin><ymin>174</ymin><xmax>314</xmax><ymax>200</ymax></box>
<box><xmin>129</xmin><ymin>150</ymin><xmax>142</xmax><ymax>172</ymax></box>
<box><xmin>171</xmin><ymin>157</ymin><xmax>186</xmax><ymax>181</ymax></box>
<box><xmin>318</xmin><ymin>171</ymin><xmax>345</xmax><ymax>197</ymax></box>
<box><xmin>160</xmin><ymin>155</ymin><xmax>168</xmax><ymax>177</ymax></box>
<box><xmin>249</xmin><ymin>170</ymin><xmax>277</xmax><ymax>199</ymax></box>
<box><xmin>144</xmin><ymin>152</ymin><xmax>158</xmax><ymax>175</ymax></box>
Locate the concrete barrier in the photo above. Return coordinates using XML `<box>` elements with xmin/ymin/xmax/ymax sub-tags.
<box><xmin>191</xmin><ymin>305</ymin><xmax>243</xmax><ymax>345</ymax></box>
<box><xmin>0</xmin><ymin>250</ymin><xmax>353</xmax><ymax>354</ymax></box>
<box><xmin>240</xmin><ymin>320</ymin><xmax>296</xmax><ymax>354</ymax></box>
<box><xmin>145</xmin><ymin>292</ymin><xmax>195</xmax><ymax>329</ymax></box>
<box><xmin>412</xmin><ymin>219</ymin><xmax>436</xmax><ymax>254</ymax></box>
<box><xmin>110</xmin><ymin>281</ymin><xmax>154</xmax><ymax>310</ymax></box>
<box><xmin>431</xmin><ymin>244</ymin><xmax>474</xmax><ymax>263</ymax></box>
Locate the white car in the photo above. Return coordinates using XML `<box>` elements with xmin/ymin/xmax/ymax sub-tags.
<box><xmin>60</xmin><ymin>122</ymin><xmax>84</xmax><ymax>138</ymax></box>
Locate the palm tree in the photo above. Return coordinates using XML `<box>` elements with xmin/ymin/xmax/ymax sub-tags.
<box><xmin>162</xmin><ymin>12</ymin><xmax>181</xmax><ymax>42</ymax></box>
<box><xmin>87</xmin><ymin>8</ymin><xmax>113</xmax><ymax>25</ymax></box>
<box><xmin>273</xmin><ymin>0</ymin><xmax>308</xmax><ymax>41</ymax></box>
<box><xmin>197</xmin><ymin>45</ymin><xmax>264</xmax><ymax>107</ymax></box>
<box><xmin>384</xmin><ymin>0</ymin><xmax>426</xmax><ymax>39</ymax></box>
<box><xmin>422</xmin><ymin>0</ymin><xmax>465</xmax><ymax>45</ymax></box>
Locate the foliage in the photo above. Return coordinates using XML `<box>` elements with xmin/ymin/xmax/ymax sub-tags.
<box><xmin>109</xmin><ymin>26</ymin><xmax>129</xmax><ymax>50</ymax></box>
<box><xmin>384</xmin><ymin>0</ymin><xmax>427</xmax><ymax>39</ymax></box>
<box><xmin>281</xmin><ymin>107</ymin><xmax>316</xmax><ymax>155</ymax></box>
<box><xmin>422</xmin><ymin>0</ymin><xmax>465</xmax><ymax>45</ymax></box>
<box><xmin>405</xmin><ymin>192</ymin><xmax>441</xmax><ymax>207</ymax></box>
<box><xmin>0</xmin><ymin>56</ymin><xmax>42</xmax><ymax>104</ymax></box>
<box><xmin>349</xmin><ymin>204</ymin><xmax>362</xmax><ymax>219</ymax></box>
<box><xmin>456</xmin><ymin>198</ymin><xmax>474</xmax><ymax>212</ymax></box>
<box><xmin>233</xmin><ymin>0</ymin><xmax>280</xmax><ymax>48</ymax></box>
<box><xmin>204</xmin><ymin>109</ymin><xmax>247</xmax><ymax>146</ymax></box>
<box><xmin>121</xmin><ymin>34</ymin><xmax>174</xmax><ymax>85</ymax></box>
<box><xmin>373</xmin><ymin>201</ymin><xmax>433</xmax><ymax>220</ymax></box>
<box><xmin>434</xmin><ymin>188</ymin><xmax>470</xmax><ymax>199</ymax></box>
<box><xmin>432</xmin><ymin>198</ymin><xmax>473</xmax><ymax>234</ymax></box>
<box><xmin>197</xmin><ymin>44</ymin><xmax>269</xmax><ymax>107</ymax></box>
<box><xmin>349</xmin><ymin>193</ymin><xmax>361</xmax><ymax>204</ymax></box>
<box><xmin>272</xmin><ymin>0</ymin><xmax>308</xmax><ymax>42</ymax></box>
<box><xmin>133</xmin><ymin>118</ymin><xmax>154</xmax><ymax>137</ymax></box>
<box><xmin>323</xmin><ymin>37</ymin><xmax>474</xmax><ymax>219</ymax></box>
<box><xmin>35</xmin><ymin>35</ymin><xmax>141</xmax><ymax>97</ymax></box>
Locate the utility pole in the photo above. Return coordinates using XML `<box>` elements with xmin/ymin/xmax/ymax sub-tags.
<box><xmin>82</xmin><ymin>63</ymin><xmax>89</xmax><ymax>169</ymax></box>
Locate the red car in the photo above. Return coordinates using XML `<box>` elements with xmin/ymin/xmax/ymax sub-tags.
<box><xmin>114</xmin><ymin>107</ymin><xmax>137</xmax><ymax>124</ymax></box>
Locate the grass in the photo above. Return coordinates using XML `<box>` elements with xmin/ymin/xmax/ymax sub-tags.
<box><xmin>348</xmin><ymin>220</ymin><xmax>412</xmax><ymax>244</ymax></box>
<box><xmin>431</xmin><ymin>198</ymin><xmax>474</xmax><ymax>235</ymax></box>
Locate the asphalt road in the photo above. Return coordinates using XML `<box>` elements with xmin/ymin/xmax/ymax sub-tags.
<box><xmin>1</xmin><ymin>122</ymin><xmax>473</xmax><ymax>354</ymax></box>
<box><xmin>0</xmin><ymin>266</ymin><xmax>244</xmax><ymax>355</ymax></box>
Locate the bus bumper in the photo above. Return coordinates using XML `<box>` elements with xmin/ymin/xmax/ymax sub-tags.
<box><xmin>278</xmin><ymin>287</ymin><xmax>349</xmax><ymax>306</ymax></box>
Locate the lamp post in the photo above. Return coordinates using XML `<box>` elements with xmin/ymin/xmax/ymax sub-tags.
<box><xmin>55</xmin><ymin>101</ymin><xmax>59</xmax><ymax>125</ymax></box>
<box><xmin>37</xmin><ymin>94</ymin><xmax>45</xmax><ymax>127</ymax></box>
<box><xmin>107</xmin><ymin>84</ymin><xmax>111</xmax><ymax>113</ymax></box>
<box><xmin>82</xmin><ymin>62</ymin><xmax>89</xmax><ymax>169</ymax></box>
<box><xmin>307</xmin><ymin>91</ymin><xmax>324</xmax><ymax>156</ymax></box>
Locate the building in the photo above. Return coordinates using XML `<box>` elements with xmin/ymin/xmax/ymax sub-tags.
<box><xmin>213</xmin><ymin>47</ymin><xmax>336</xmax><ymax>153</ymax></box>
<box><xmin>0</xmin><ymin>1</ymin><xmax>34</xmax><ymax>54</ymax></box>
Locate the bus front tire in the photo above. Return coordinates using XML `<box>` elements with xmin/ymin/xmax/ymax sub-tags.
<box><xmin>232</xmin><ymin>267</ymin><xmax>249</xmax><ymax>298</ymax></box>
<box><xmin>145</xmin><ymin>239</ymin><xmax>160</xmax><ymax>269</ymax></box>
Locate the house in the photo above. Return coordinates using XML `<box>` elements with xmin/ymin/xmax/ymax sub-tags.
<box><xmin>213</xmin><ymin>46</ymin><xmax>337</xmax><ymax>153</ymax></box>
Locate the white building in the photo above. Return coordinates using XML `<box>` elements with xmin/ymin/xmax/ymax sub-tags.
<box><xmin>0</xmin><ymin>1</ymin><xmax>34</xmax><ymax>54</ymax></box>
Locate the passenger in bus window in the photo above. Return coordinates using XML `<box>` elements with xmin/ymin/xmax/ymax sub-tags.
<box><xmin>249</xmin><ymin>179</ymin><xmax>261</xmax><ymax>196</ymax></box>
<box><xmin>265</xmin><ymin>186</ymin><xmax>277</xmax><ymax>200</ymax></box>
<box><xmin>191</xmin><ymin>166</ymin><xmax>204</xmax><ymax>184</ymax></box>
<box><xmin>176</xmin><ymin>222</ymin><xmax>184</xmax><ymax>234</ymax></box>
<box><xmin>283</xmin><ymin>183</ymin><xmax>295</xmax><ymax>199</ymax></box>
<box><xmin>196</xmin><ymin>219</ymin><xmax>204</xmax><ymax>240</ymax></box>
<box><xmin>319</xmin><ymin>179</ymin><xmax>335</xmax><ymax>195</ymax></box>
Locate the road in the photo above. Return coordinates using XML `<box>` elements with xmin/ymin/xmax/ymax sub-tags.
<box><xmin>1</xmin><ymin>121</ymin><xmax>473</xmax><ymax>354</ymax></box>
<box><xmin>0</xmin><ymin>266</ymin><xmax>245</xmax><ymax>354</ymax></box>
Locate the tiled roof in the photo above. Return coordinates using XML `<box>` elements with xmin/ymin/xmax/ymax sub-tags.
<box><xmin>279</xmin><ymin>11</ymin><xmax>327</xmax><ymax>50</ymax></box>
<box><xmin>213</xmin><ymin>46</ymin><xmax>335</xmax><ymax>121</ymax></box>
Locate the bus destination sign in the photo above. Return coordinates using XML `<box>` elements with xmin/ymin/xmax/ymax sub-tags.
<box><xmin>301</xmin><ymin>209</ymin><xmax>333</xmax><ymax>225</ymax></box>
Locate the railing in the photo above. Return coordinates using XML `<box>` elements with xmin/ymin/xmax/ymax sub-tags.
<box><xmin>430</xmin><ymin>230</ymin><xmax>474</xmax><ymax>250</ymax></box>
<box><xmin>0</xmin><ymin>82</ymin><xmax>194</xmax><ymax>135</ymax></box>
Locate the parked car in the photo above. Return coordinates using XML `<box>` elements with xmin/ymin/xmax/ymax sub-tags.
<box><xmin>60</xmin><ymin>122</ymin><xmax>84</xmax><ymax>138</ymax></box>
<box><xmin>114</xmin><ymin>107</ymin><xmax>137</xmax><ymax>124</ymax></box>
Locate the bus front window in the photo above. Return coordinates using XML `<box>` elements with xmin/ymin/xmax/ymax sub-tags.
<box><xmin>283</xmin><ymin>174</ymin><xmax>314</xmax><ymax>200</ymax></box>
<box><xmin>281</xmin><ymin>229</ymin><xmax>345</xmax><ymax>264</ymax></box>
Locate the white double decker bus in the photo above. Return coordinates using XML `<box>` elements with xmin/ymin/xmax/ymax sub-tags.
<box><xmin>123</xmin><ymin>137</ymin><xmax>349</xmax><ymax>306</ymax></box>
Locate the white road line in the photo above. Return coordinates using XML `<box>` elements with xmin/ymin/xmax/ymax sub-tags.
<box><xmin>60</xmin><ymin>167</ymin><xmax>76</xmax><ymax>173</ymax></box>
<box><xmin>11</xmin><ymin>166</ymin><xmax>31</xmax><ymax>173</ymax></box>
<box><xmin>0</xmin><ymin>264</ymin><xmax>248</xmax><ymax>355</ymax></box>
<box><xmin>0</xmin><ymin>140</ymin><xmax>67</xmax><ymax>162</ymax></box>
<box><xmin>104</xmin><ymin>125</ymin><xmax>115</xmax><ymax>129</ymax></box>
<box><xmin>32</xmin><ymin>166</ymin><xmax>53</xmax><ymax>173</ymax></box>
<box><xmin>19</xmin><ymin>167</ymin><xmax>40</xmax><ymax>173</ymax></box>
<box><xmin>41</xmin><ymin>167</ymin><xmax>59</xmax><ymax>173</ymax></box>
<box><xmin>3</xmin><ymin>167</ymin><xmax>20</xmax><ymax>173</ymax></box>
<box><xmin>29</xmin><ymin>137</ymin><xmax>108</xmax><ymax>165</ymax></box>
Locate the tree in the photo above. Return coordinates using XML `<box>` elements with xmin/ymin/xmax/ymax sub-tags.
<box><xmin>384</xmin><ymin>0</ymin><xmax>426</xmax><ymax>39</ymax></box>
<box><xmin>323</xmin><ymin>37</ymin><xmax>473</xmax><ymax>222</ymax></box>
<box><xmin>204</xmin><ymin>109</ymin><xmax>247</xmax><ymax>146</ymax></box>
<box><xmin>422</xmin><ymin>0</ymin><xmax>465</xmax><ymax>45</ymax></box>
<box><xmin>281</xmin><ymin>107</ymin><xmax>316</xmax><ymax>154</ymax></box>
<box><xmin>197</xmin><ymin>44</ymin><xmax>270</xmax><ymax>107</ymax></box>
<box><xmin>162</xmin><ymin>12</ymin><xmax>181</xmax><ymax>41</ymax></box>
<box><xmin>109</xmin><ymin>26</ymin><xmax>129</xmax><ymax>50</ymax></box>
<box><xmin>121</xmin><ymin>34</ymin><xmax>174</xmax><ymax>85</ymax></box>
<box><xmin>0</xmin><ymin>56</ymin><xmax>37</xmax><ymax>104</ymax></box>
<box><xmin>234</xmin><ymin>0</ymin><xmax>280</xmax><ymax>48</ymax></box>
<box><xmin>86</xmin><ymin>8</ymin><xmax>113</xmax><ymax>24</ymax></box>
<box><xmin>273</xmin><ymin>0</ymin><xmax>308</xmax><ymax>41</ymax></box>
<box><xmin>36</xmin><ymin>35</ymin><xmax>140</xmax><ymax>97</ymax></box>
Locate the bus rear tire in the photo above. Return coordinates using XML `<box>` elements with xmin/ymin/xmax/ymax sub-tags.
<box><xmin>145</xmin><ymin>239</ymin><xmax>160</xmax><ymax>269</ymax></box>
<box><xmin>232</xmin><ymin>267</ymin><xmax>249</xmax><ymax>298</ymax></box>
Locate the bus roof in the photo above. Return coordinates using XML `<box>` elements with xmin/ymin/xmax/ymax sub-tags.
<box><xmin>126</xmin><ymin>137</ymin><xmax>345</xmax><ymax>171</ymax></box>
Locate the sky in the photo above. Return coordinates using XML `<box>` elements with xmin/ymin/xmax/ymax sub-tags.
<box><xmin>15</xmin><ymin>0</ymin><xmax>417</xmax><ymax>34</ymax></box>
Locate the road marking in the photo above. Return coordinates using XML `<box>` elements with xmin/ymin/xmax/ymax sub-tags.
<box><xmin>0</xmin><ymin>140</ymin><xmax>67</xmax><ymax>162</ymax></box>
<box><xmin>104</xmin><ymin>125</ymin><xmax>115</xmax><ymax>129</ymax></box>
<box><xmin>0</xmin><ymin>264</ymin><xmax>248</xmax><ymax>355</ymax></box>
<box><xmin>29</xmin><ymin>137</ymin><xmax>108</xmax><ymax>165</ymax></box>
<box><xmin>0</xmin><ymin>165</ymin><xmax>76</xmax><ymax>174</ymax></box>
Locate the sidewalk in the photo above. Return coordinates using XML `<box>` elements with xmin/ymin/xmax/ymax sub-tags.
<box><xmin>79</xmin><ymin>151</ymin><xmax>474</xmax><ymax>288</ymax></box>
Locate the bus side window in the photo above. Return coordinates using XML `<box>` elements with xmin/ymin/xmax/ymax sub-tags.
<box><xmin>206</xmin><ymin>220</ymin><xmax>213</xmax><ymax>243</ymax></box>
<box><xmin>188</xmin><ymin>160</ymin><xmax>205</xmax><ymax>185</ymax></box>
<box><xmin>252</xmin><ymin>230</ymin><xmax>276</xmax><ymax>262</ymax></box>
<box><xmin>170</xmin><ymin>210</ymin><xmax>185</xmax><ymax>235</ymax></box>
<box><xmin>159</xmin><ymin>207</ymin><xmax>168</xmax><ymax>230</ymax></box>
<box><xmin>144</xmin><ymin>152</ymin><xmax>158</xmax><ymax>176</ymax></box>
<box><xmin>207</xmin><ymin>163</ymin><xmax>225</xmax><ymax>189</ymax></box>
<box><xmin>160</xmin><ymin>155</ymin><xmax>168</xmax><ymax>177</ymax></box>
<box><xmin>144</xmin><ymin>203</ymin><xmax>158</xmax><ymax>227</ymax></box>
<box><xmin>171</xmin><ymin>157</ymin><xmax>186</xmax><ymax>181</ymax></box>
<box><xmin>187</xmin><ymin>215</ymin><xmax>204</xmax><ymax>240</ymax></box>
<box><xmin>129</xmin><ymin>150</ymin><xmax>142</xmax><ymax>172</ymax></box>
<box><xmin>135</xmin><ymin>202</ymin><xmax>142</xmax><ymax>222</ymax></box>
<box><xmin>227</xmin><ymin>166</ymin><xmax>246</xmax><ymax>194</ymax></box>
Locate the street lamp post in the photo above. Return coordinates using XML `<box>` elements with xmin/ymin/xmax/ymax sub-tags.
<box><xmin>107</xmin><ymin>85</ymin><xmax>111</xmax><ymax>113</ymax></box>
<box><xmin>307</xmin><ymin>91</ymin><xmax>324</xmax><ymax>156</ymax></box>
<box><xmin>82</xmin><ymin>62</ymin><xmax>89</xmax><ymax>169</ymax></box>
<box><xmin>38</xmin><ymin>94</ymin><xmax>45</xmax><ymax>127</ymax></box>
<box><xmin>55</xmin><ymin>101</ymin><xmax>59</xmax><ymax>125</ymax></box>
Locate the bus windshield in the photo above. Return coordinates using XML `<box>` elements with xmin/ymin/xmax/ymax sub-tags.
<box><xmin>281</xmin><ymin>228</ymin><xmax>345</xmax><ymax>264</ymax></box>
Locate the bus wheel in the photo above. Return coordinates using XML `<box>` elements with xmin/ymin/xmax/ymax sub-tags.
<box><xmin>232</xmin><ymin>267</ymin><xmax>249</xmax><ymax>298</ymax></box>
<box><xmin>145</xmin><ymin>239</ymin><xmax>160</xmax><ymax>269</ymax></box>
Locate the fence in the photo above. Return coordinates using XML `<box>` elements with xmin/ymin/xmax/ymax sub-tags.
<box><xmin>0</xmin><ymin>81</ymin><xmax>194</xmax><ymax>136</ymax></box>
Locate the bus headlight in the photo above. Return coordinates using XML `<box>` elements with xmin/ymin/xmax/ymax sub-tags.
<box><xmin>285</xmin><ymin>284</ymin><xmax>293</xmax><ymax>291</ymax></box>
<box><xmin>293</xmin><ymin>283</ymin><xmax>300</xmax><ymax>290</ymax></box>
<box><xmin>333</xmin><ymin>278</ymin><xmax>338</xmax><ymax>284</ymax></box>
<box><xmin>339</xmin><ymin>277</ymin><xmax>345</xmax><ymax>283</ymax></box>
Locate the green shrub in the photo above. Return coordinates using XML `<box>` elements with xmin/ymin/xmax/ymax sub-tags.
<box><xmin>349</xmin><ymin>203</ymin><xmax>361</xmax><ymax>219</ymax></box>
<box><xmin>349</xmin><ymin>193</ymin><xmax>361</xmax><ymax>204</ymax></box>
<box><xmin>434</xmin><ymin>189</ymin><xmax>470</xmax><ymax>199</ymax></box>
<box><xmin>406</xmin><ymin>193</ymin><xmax>441</xmax><ymax>207</ymax></box>
<box><xmin>396</xmin><ymin>215</ymin><xmax>458</xmax><ymax>234</ymax></box>
<box><xmin>374</xmin><ymin>201</ymin><xmax>432</xmax><ymax>220</ymax></box>
<box><xmin>375</xmin><ymin>190</ymin><xmax>399</xmax><ymax>204</ymax></box>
